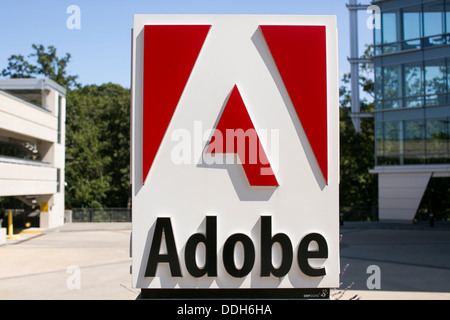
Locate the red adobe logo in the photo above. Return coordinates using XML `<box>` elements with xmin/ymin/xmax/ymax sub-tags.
<box><xmin>142</xmin><ymin>25</ymin><xmax>328</xmax><ymax>187</ymax></box>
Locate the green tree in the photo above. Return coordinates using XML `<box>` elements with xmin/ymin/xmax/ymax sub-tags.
<box><xmin>417</xmin><ymin>177</ymin><xmax>450</xmax><ymax>221</ymax></box>
<box><xmin>65</xmin><ymin>87</ymin><xmax>111</xmax><ymax>208</ymax></box>
<box><xmin>1</xmin><ymin>44</ymin><xmax>79</xmax><ymax>89</ymax></box>
<box><xmin>98</xmin><ymin>84</ymin><xmax>131</xmax><ymax>207</ymax></box>
<box><xmin>339</xmin><ymin>46</ymin><xmax>378</xmax><ymax>220</ymax></box>
<box><xmin>65</xmin><ymin>84</ymin><xmax>130</xmax><ymax>208</ymax></box>
<box><xmin>0</xmin><ymin>54</ymin><xmax>36</xmax><ymax>78</ymax></box>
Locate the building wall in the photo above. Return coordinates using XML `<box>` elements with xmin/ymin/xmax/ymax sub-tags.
<box><xmin>0</xmin><ymin>81</ymin><xmax>66</xmax><ymax>229</ymax></box>
<box><xmin>0</xmin><ymin>91</ymin><xmax>58</xmax><ymax>142</ymax></box>
<box><xmin>371</xmin><ymin>0</ymin><xmax>450</xmax><ymax>222</ymax></box>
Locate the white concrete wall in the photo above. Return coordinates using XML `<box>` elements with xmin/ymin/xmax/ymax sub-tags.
<box><xmin>0</xmin><ymin>162</ymin><xmax>57</xmax><ymax>196</ymax></box>
<box><xmin>372</xmin><ymin>165</ymin><xmax>450</xmax><ymax>222</ymax></box>
<box><xmin>0</xmin><ymin>228</ymin><xmax>5</xmax><ymax>245</ymax></box>
<box><xmin>378</xmin><ymin>172</ymin><xmax>431</xmax><ymax>222</ymax></box>
<box><xmin>0</xmin><ymin>92</ymin><xmax>58</xmax><ymax>143</ymax></box>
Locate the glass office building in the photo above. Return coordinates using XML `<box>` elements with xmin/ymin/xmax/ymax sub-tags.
<box><xmin>373</xmin><ymin>0</ymin><xmax>450</xmax><ymax>166</ymax></box>
<box><xmin>350</xmin><ymin>0</ymin><xmax>450</xmax><ymax>222</ymax></box>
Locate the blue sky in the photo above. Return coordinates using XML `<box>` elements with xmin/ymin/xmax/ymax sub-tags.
<box><xmin>0</xmin><ymin>0</ymin><xmax>374</xmax><ymax>88</ymax></box>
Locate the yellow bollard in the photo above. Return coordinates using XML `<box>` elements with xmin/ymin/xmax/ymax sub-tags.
<box><xmin>8</xmin><ymin>210</ymin><xmax>13</xmax><ymax>236</ymax></box>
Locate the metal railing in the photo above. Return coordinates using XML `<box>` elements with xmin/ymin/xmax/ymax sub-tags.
<box><xmin>70</xmin><ymin>208</ymin><xmax>131</xmax><ymax>223</ymax></box>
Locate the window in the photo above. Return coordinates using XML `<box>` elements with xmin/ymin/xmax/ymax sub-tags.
<box><xmin>402</xmin><ymin>5</ymin><xmax>422</xmax><ymax>50</ymax></box>
<box><xmin>382</xmin><ymin>11</ymin><xmax>398</xmax><ymax>43</ymax></box>
<box><xmin>404</xmin><ymin>120</ymin><xmax>425</xmax><ymax>163</ymax></box>
<box><xmin>403</xmin><ymin>62</ymin><xmax>424</xmax><ymax>107</ymax></box>
<box><xmin>382</xmin><ymin>11</ymin><xmax>400</xmax><ymax>53</ymax></box>
<box><xmin>447</xmin><ymin>57</ymin><xmax>450</xmax><ymax>93</ymax></box>
<box><xmin>425</xmin><ymin>59</ymin><xmax>447</xmax><ymax>105</ymax></box>
<box><xmin>423</xmin><ymin>1</ymin><xmax>445</xmax><ymax>45</ymax></box>
<box><xmin>376</xmin><ymin>60</ymin><xmax>450</xmax><ymax>111</ymax></box>
<box><xmin>383</xmin><ymin>65</ymin><xmax>401</xmax><ymax>109</ymax></box>
<box><xmin>446</xmin><ymin>0</ymin><xmax>450</xmax><ymax>34</ymax></box>
<box><xmin>57</xmin><ymin>95</ymin><xmax>62</xmax><ymax>144</ymax></box>
<box><xmin>426</xmin><ymin>118</ymin><xmax>449</xmax><ymax>162</ymax></box>
<box><xmin>57</xmin><ymin>168</ymin><xmax>61</xmax><ymax>193</ymax></box>
<box><xmin>374</xmin><ymin>1</ymin><xmax>450</xmax><ymax>56</ymax></box>
<box><xmin>375</xmin><ymin>122</ymin><xmax>384</xmax><ymax>157</ymax></box>
<box><xmin>374</xmin><ymin>13</ymin><xmax>382</xmax><ymax>46</ymax></box>
<box><xmin>376</xmin><ymin>116</ymin><xmax>450</xmax><ymax>166</ymax></box>
<box><xmin>384</xmin><ymin>121</ymin><xmax>402</xmax><ymax>157</ymax></box>
<box><xmin>375</xmin><ymin>66</ymin><xmax>383</xmax><ymax>102</ymax></box>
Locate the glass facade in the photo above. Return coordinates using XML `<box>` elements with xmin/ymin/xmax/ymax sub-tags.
<box><xmin>374</xmin><ymin>0</ymin><xmax>450</xmax><ymax>166</ymax></box>
<box><xmin>375</xmin><ymin>58</ymin><xmax>450</xmax><ymax>110</ymax></box>
<box><xmin>374</xmin><ymin>0</ymin><xmax>450</xmax><ymax>54</ymax></box>
<box><xmin>376</xmin><ymin>112</ymin><xmax>450</xmax><ymax>165</ymax></box>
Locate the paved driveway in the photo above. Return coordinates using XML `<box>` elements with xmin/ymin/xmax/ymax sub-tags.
<box><xmin>0</xmin><ymin>223</ymin><xmax>138</xmax><ymax>300</ymax></box>
<box><xmin>338</xmin><ymin>224</ymin><xmax>450</xmax><ymax>296</ymax></box>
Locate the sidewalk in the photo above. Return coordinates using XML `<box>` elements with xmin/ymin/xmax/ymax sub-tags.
<box><xmin>2</xmin><ymin>222</ymin><xmax>132</xmax><ymax>245</ymax></box>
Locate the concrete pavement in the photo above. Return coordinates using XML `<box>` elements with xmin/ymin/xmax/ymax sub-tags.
<box><xmin>340</xmin><ymin>224</ymin><xmax>450</xmax><ymax>295</ymax></box>
<box><xmin>0</xmin><ymin>222</ymin><xmax>449</xmax><ymax>300</ymax></box>
<box><xmin>0</xmin><ymin>223</ymin><xmax>138</xmax><ymax>300</ymax></box>
<box><xmin>338</xmin><ymin>290</ymin><xmax>450</xmax><ymax>300</ymax></box>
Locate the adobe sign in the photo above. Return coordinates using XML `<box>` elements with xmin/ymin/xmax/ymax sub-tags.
<box><xmin>131</xmin><ymin>15</ymin><xmax>340</xmax><ymax>292</ymax></box>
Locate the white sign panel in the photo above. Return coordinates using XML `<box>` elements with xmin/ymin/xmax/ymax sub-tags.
<box><xmin>131</xmin><ymin>14</ymin><xmax>340</xmax><ymax>291</ymax></box>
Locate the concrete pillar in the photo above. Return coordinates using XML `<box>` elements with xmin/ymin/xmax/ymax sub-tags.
<box><xmin>348</xmin><ymin>0</ymin><xmax>361</xmax><ymax>132</ymax></box>
<box><xmin>378</xmin><ymin>172</ymin><xmax>432</xmax><ymax>223</ymax></box>
<box><xmin>53</xmin><ymin>95</ymin><xmax>66</xmax><ymax>229</ymax></box>
<box><xmin>0</xmin><ymin>228</ymin><xmax>6</xmax><ymax>245</ymax></box>
<box><xmin>42</xmin><ymin>89</ymin><xmax>59</xmax><ymax>114</ymax></box>
<box><xmin>37</xmin><ymin>193</ymin><xmax>64</xmax><ymax>229</ymax></box>
<box><xmin>39</xmin><ymin>92</ymin><xmax>66</xmax><ymax>229</ymax></box>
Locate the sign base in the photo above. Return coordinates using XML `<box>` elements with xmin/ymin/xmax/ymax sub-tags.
<box><xmin>138</xmin><ymin>288</ymin><xmax>330</xmax><ymax>300</ymax></box>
